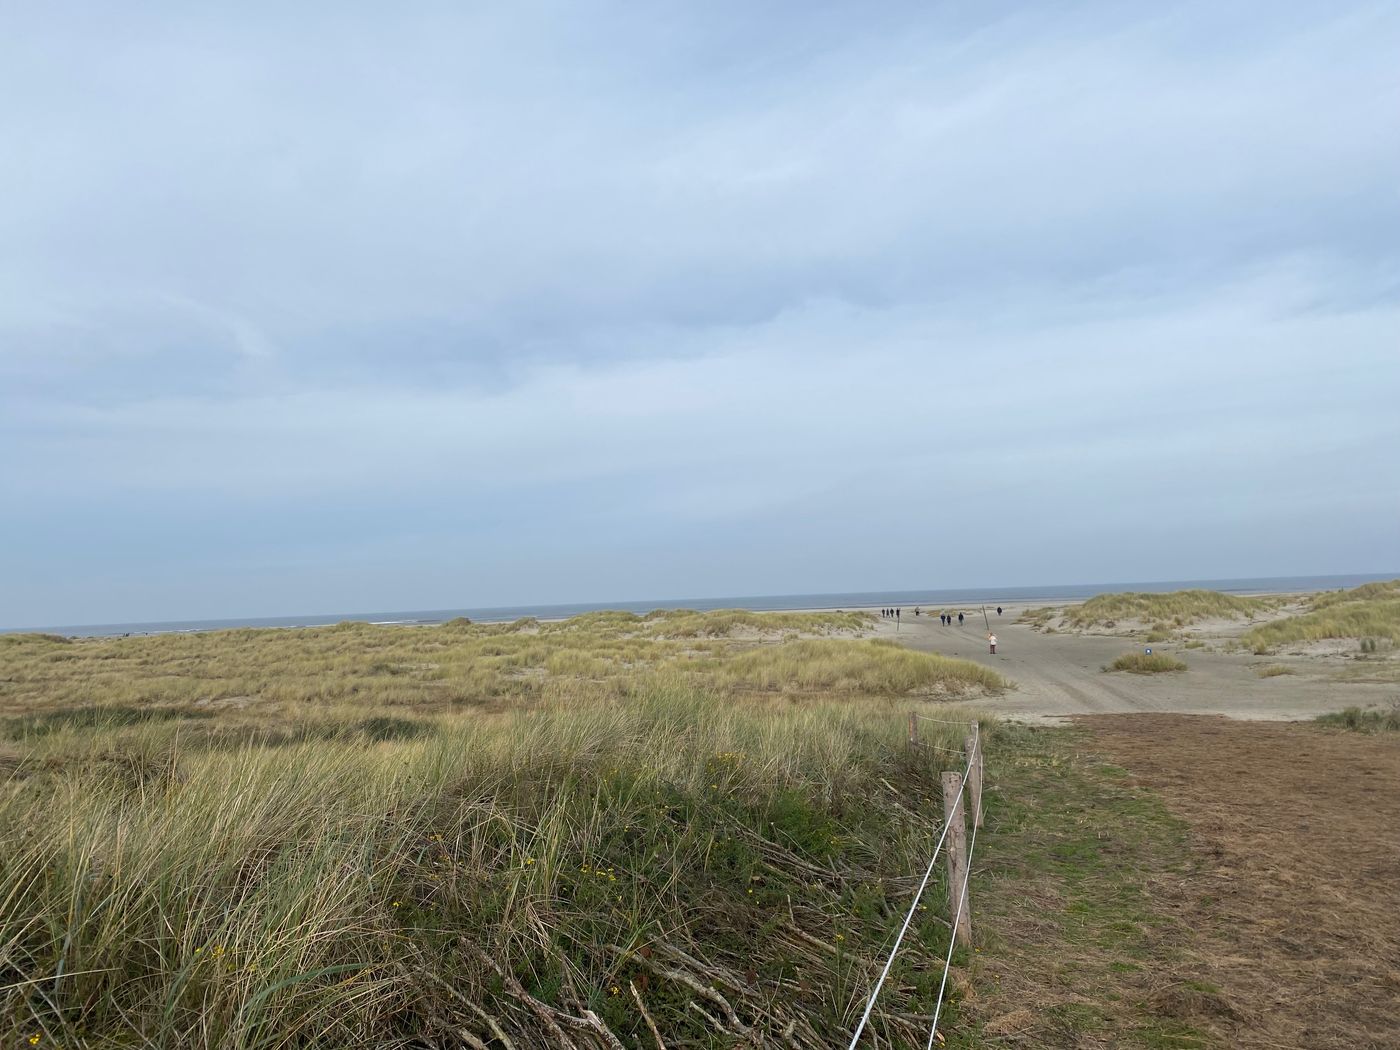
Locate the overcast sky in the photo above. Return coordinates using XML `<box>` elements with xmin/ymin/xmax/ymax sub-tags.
<box><xmin>3</xmin><ymin>2</ymin><xmax>1398</xmax><ymax>627</ymax></box>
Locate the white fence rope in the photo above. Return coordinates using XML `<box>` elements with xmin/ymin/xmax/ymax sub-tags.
<box><xmin>846</xmin><ymin>726</ymin><xmax>980</xmax><ymax>1049</ymax></box>
<box><xmin>915</xmin><ymin>715</ymin><xmax>980</xmax><ymax>727</ymax></box>
<box><xmin>927</xmin><ymin>743</ymin><xmax>967</xmax><ymax>756</ymax></box>
<box><xmin>924</xmin><ymin>778</ymin><xmax>981</xmax><ymax>1049</ymax></box>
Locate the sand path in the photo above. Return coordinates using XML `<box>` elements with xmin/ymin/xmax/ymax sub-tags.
<box><xmin>868</xmin><ymin>605</ymin><xmax>1395</xmax><ymax>722</ymax></box>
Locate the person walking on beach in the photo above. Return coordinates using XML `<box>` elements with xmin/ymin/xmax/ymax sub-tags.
<box><xmin>988</xmin><ymin>632</ymin><xmax>997</xmax><ymax>655</ymax></box>
<box><xmin>957</xmin><ymin>612</ymin><xmax>964</xmax><ymax>626</ymax></box>
<box><xmin>997</xmin><ymin>606</ymin><xmax>1003</xmax><ymax>617</ymax></box>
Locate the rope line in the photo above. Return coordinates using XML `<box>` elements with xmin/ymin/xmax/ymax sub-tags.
<box><xmin>914</xmin><ymin>714</ymin><xmax>980</xmax><ymax>727</ymax></box>
<box><xmin>926</xmin><ymin>743</ymin><xmax>966</xmax><ymax>756</ymax></box>
<box><xmin>846</xmin><ymin>732</ymin><xmax>979</xmax><ymax>1049</ymax></box>
<box><xmin>924</xmin><ymin>759</ymin><xmax>982</xmax><ymax>1049</ymax></box>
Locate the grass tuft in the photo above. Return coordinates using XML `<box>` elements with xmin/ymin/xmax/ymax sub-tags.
<box><xmin>1315</xmin><ymin>705</ymin><xmax>1400</xmax><ymax>732</ymax></box>
<box><xmin>1103</xmin><ymin>653</ymin><xmax>1187</xmax><ymax>674</ymax></box>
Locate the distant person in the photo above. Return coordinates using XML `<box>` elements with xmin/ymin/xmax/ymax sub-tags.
<box><xmin>958</xmin><ymin>612</ymin><xmax>964</xmax><ymax>626</ymax></box>
<box><xmin>997</xmin><ymin>606</ymin><xmax>1003</xmax><ymax>616</ymax></box>
<box><xmin>896</xmin><ymin>608</ymin><xmax>901</xmax><ymax>619</ymax></box>
<box><xmin>989</xmin><ymin>632</ymin><xmax>997</xmax><ymax>655</ymax></box>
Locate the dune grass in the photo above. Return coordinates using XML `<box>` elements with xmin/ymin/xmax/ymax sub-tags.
<box><xmin>1015</xmin><ymin>607</ymin><xmax>1057</xmax><ymax>631</ymax></box>
<box><xmin>0</xmin><ymin>610</ymin><xmax>926</xmax><ymax>726</ymax></box>
<box><xmin>0</xmin><ymin>686</ymin><xmax>987</xmax><ymax>1048</ymax></box>
<box><xmin>1067</xmin><ymin>590</ymin><xmax>1275</xmax><ymax>629</ymax></box>
<box><xmin>1315</xmin><ymin>705</ymin><xmax>1400</xmax><ymax>732</ymax></box>
<box><xmin>1243</xmin><ymin>579</ymin><xmax>1400</xmax><ymax>654</ymax></box>
<box><xmin>0</xmin><ymin>609</ymin><xmax>1007</xmax><ymax>1047</ymax></box>
<box><xmin>710</xmin><ymin>638</ymin><xmax>1007</xmax><ymax>695</ymax></box>
<box><xmin>1103</xmin><ymin>653</ymin><xmax>1187</xmax><ymax>674</ymax></box>
<box><xmin>1254</xmin><ymin>664</ymin><xmax>1297</xmax><ymax>678</ymax></box>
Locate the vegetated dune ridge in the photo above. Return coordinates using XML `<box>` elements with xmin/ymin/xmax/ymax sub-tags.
<box><xmin>1063</xmin><ymin>588</ymin><xmax>1280</xmax><ymax>629</ymax></box>
<box><xmin>0</xmin><ymin>608</ymin><xmax>1004</xmax><ymax>724</ymax></box>
<box><xmin>1243</xmin><ymin>578</ymin><xmax>1400</xmax><ymax>652</ymax></box>
<box><xmin>0</xmin><ymin>610</ymin><xmax>1004</xmax><ymax>1048</ymax></box>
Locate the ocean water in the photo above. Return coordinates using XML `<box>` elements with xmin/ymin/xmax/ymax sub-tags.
<box><xmin>7</xmin><ymin>572</ymin><xmax>1396</xmax><ymax>639</ymax></box>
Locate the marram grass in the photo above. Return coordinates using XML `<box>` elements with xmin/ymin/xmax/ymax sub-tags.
<box><xmin>1067</xmin><ymin>589</ymin><xmax>1275</xmax><ymax>629</ymax></box>
<box><xmin>1103</xmin><ymin>652</ymin><xmax>1188</xmax><ymax>674</ymax></box>
<box><xmin>0</xmin><ymin>609</ymin><xmax>995</xmax><ymax>722</ymax></box>
<box><xmin>1243</xmin><ymin>580</ymin><xmax>1400</xmax><ymax>653</ymax></box>
<box><xmin>0</xmin><ymin>611</ymin><xmax>1005</xmax><ymax>1048</ymax></box>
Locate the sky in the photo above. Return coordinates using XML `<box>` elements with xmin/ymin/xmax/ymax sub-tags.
<box><xmin>3</xmin><ymin>1</ymin><xmax>1399</xmax><ymax>627</ymax></box>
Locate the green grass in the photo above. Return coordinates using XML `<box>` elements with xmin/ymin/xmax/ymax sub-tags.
<box><xmin>0</xmin><ymin>609</ymin><xmax>1012</xmax><ymax>1048</ymax></box>
<box><xmin>1243</xmin><ymin>579</ymin><xmax>1400</xmax><ymax>653</ymax></box>
<box><xmin>1315</xmin><ymin>705</ymin><xmax>1400</xmax><ymax>732</ymax></box>
<box><xmin>0</xmin><ymin>684</ymin><xmax>989</xmax><ymax>1048</ymax></box>
<box><xmin>1104</xmin><ymin>653</ymin><xmax>1188</xmax><ymax>674</ymax></box>
<box><xmin>1067</xmin><ymin>590</ymin><xmax>1275</xmax><ymax>629</ymax></box>
<box><xmin>945</xmin><ymin>727</ymin><xmax>1208</xmax><ymax>1048</ymax></box>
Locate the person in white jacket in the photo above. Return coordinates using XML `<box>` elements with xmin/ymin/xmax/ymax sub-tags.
<box><xmin>988</xmin><ymin>632</ymin><xmax>998</xmax><ymax>655</ymax></box>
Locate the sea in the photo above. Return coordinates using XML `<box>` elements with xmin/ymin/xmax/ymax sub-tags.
<box><xmin>6</xmin><ymin>572</ymin><xmax>1395</xmax><ymax>639</ymax></box>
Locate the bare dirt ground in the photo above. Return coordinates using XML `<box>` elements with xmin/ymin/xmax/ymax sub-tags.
<box><xmin>1082</xmin><ymin>715</ymin><xmax>1400</xmax><ymax>1049</ymax></box>
<box><xmin>870</xmin><ymin>605</ymin><xmax>1397</xmax><ymax>722</ymax></box>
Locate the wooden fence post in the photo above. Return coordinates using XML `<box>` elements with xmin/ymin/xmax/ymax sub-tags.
<box><xmin>940</xmin><ymin>771</ymin><xmax>972</xmax><ymax>947</ymax></box>
<box><xmin>908</xmin><ymin>711</ymin><xmax>918</xmax><ymax>747</ymax></box>
<box><xmin>964</xmin><ymin>728</ymin><xmax>983</xmax><ymax>829</ymax></box>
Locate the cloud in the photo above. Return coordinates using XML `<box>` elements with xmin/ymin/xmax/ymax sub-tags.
<box><xmin>2</xmin><ymin>1</ymin><xmax>1398</xmax><ymax>624</ymax></box>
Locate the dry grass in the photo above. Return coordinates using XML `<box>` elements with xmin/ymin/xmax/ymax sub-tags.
<box><xmin>1243</xmin><ymin>579</ymin><xmax>1400</xmax><ymax>654</ymax></box>
<box><xmin>0</xmin><ymin>610</ymin><xmax>979</xmax><ymax>725</ymax></box>
<box><xmin>711</xmin><ymin>638</ymin><xmax>1007</xmax><ymax>695</ymax></box>
<box><xmin>1316</xmin><ymin>704</ymin><xmax>1400</xmax><ymax>732</ymax></box>
<box><xmin>1104</xmin><ymin>653</ymin><xmax>1188</xmax><ymax>674</ymax></box>
<box><xmin>1015</xmin><ymin>607</ymin><xmax>1057</xmax><ymax>631</ymax></box>
<box><xmin>1083</xmin><ymin>715</ymin><xmax>1400</xmax><ymax>1048</ymax></box>
<box><xmin>1254</xmin><ymin>664</ymin><xmax>1297</xmax><ymax>678</ymax></box>
<box><xmin>0</xmin><ymin>610</ymin><xmax>1007</xmax><ymax>1048</ymax></box>
<box><xmin>1067</xmin><ymin>590</ymin><xmax>1276</xmax><ymax>629</ymax></box>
